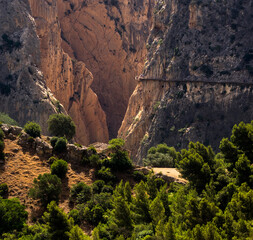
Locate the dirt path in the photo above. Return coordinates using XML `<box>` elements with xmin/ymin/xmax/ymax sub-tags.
<box><xmin>152</xmin><ymin>167</ymin><xmax>188</xmax><ymax>184</ymax></box>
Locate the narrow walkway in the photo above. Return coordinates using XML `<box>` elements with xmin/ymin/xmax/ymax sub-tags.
<box><xmin>136</xmin><ymin>76</ymin><xmax>253</xmax><ymax>87</ymax></box>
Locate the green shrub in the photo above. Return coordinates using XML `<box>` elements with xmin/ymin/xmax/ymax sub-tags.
<box><xmin>0</xmin><ymin>113</ymin><xmax>18</xmax><ymax>126</ymax></box>
<box><xmin>0</xmin><ymin>140</ymin><xmax>5</xmax><ymax>160</ymax></box>
<box><xmin>143</xmin><ymin>144</ymin><xmax>178</xmax><ymax>167</ymax></box>
<box><xmin>0</xmin><ymin>198</ymin><xmax>28</xmax><ymax>235</ymax></box>
<box><xmin>82</xmin><ymin>205</ymin><xmax>104</xmax><ymax>226</ymax></box>
<box><xmin>88</xmin><ymin>145</ymin><xmax>97</xmax><ymax>154</ymax></box>
<box><xmin>68</xmin><ymin>209</ymin><xmax>81</xmax><ymax>225</ymax></box>
<box><xmin>107</xmin><ymin>138</ymin><xmax>133</xmax><ymax>171</ymax></box>
<box><xmin>92</xmin><ymin>180</ymin><xmax>105</xmax><ymax>194</ymax></box>
<box><xmin>50</xmin><ymin>136</ymin><xmax>58</xmax><ymax>148</ymax></box>
<box><xmin>24</xmin><ymin>121</ymin><xmax>41</xmax><ymax>138</ymax></box>
<box><xmin>53</xmin><ymin>137</ymin><xmax>67</xmax><ymax>153</ymax></box>
<box><xmin>48</xmin><ymin>114</ymin><xmax>76</xmax><ymax>140</ymax></box>
<box><xmin>110</xmin><ymin>149</ymin><xmax>133</xmax><ymax>171</ymax></box>
<box><xmin>89</xmin><ymin>154</ymin><xmax>100</xmax><ymax>167</ymax></box>
<box><xmin>133</xmin><ymin>171</ymin><xmax>147</xmax><ymax>182</ymax></box>
<box><xmin>51</xmin><ymin>159</ymin><xmax>68</xmax><ymax>178</ymax></box>
<box><xmin>95</xmin><ymin>166</ymin><xmax>116</xmax><ymax>182</ymax></box>
<box><xmin>69</xmin><ymin>225</ymin><xmax>89</xmax><ymax>240</ymax></box>
<box><xmin>108</xmin><ymin>138</ymin><xmax>125</xmax><ymax>149</ymax></box>
<box><xmin>70</xmin><ymin>182</ymin><xmax>92</xmax><ymax>204</ymax></box>
<box><xmin>48</xmin><ymin>156</ymin><xmax>58</xmax><ymax>165</ymax></box>
<box><xmin>0</xmin><ymin>128</ymin><xmax>4</xmax><ymax>140</ymax></box>
<box><xmin>101</xmin><ymin>185</ymin><xmax>114</xmax><ymax>194</ymax></box>
<box><xmin>0</xmin><ymin>183</ymin><xmax>8</xmax><ymax>198</ymax></box>
<box><xmin>29</xmin><ymin>173</ymin><xmax>61</xmax><ymax>207</ymax></box>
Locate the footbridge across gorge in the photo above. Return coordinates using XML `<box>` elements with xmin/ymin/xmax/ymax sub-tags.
<box><xmin>135</xmin><ymin>76</ymin><xmax>253</xmax><ymax>87</ymax></box>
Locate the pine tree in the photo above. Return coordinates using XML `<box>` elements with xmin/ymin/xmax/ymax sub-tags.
<box><xmin>42</xmin><ymin>201</ymin><xmax>71</xmax><ymax>240</ymax></box>
<box><xmin>132</xmin><ymin>181</ymin><xmax>151</xmax><ymax>223</ymax></box>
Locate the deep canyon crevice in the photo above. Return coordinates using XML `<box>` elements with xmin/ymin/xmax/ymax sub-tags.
<box><xmin>56</xmin><ymin>0</ymin><xmax>154</xmax><ymax>138</ymax></box>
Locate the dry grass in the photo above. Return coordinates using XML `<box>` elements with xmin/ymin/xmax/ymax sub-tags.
<box><xmin>0</xmin><ymin>137</ymin><xmax>94</xmax><ymax>224</ymax></box>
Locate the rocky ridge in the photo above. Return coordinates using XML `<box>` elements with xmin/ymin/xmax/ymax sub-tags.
<box><xmin>119</xmin><ymin>0</ymin><xmax>253</xmax><ymax>163</ymax></box>
<box><xmin>0</xmin><ymin>0</ymin><xmax>60</xmax><ymax>133</ymax></box>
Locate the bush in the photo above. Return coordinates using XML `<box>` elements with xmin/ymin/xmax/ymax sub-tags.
<box><xmin>92</xmin><ymin>180</ymin><xmax>105</xmax><ymax>194</ymax></box>
<box><xmin>133</xmin><ymin>171</ymin><xmax>147</xmax><ymax>182</ymax></box>
<box><xmin>143</xmin><ymin>144</ymin><xmax>178</xmax><ymax>167</ymax></box>
<box><xmin>0</xmin><ymin>198</ymin><xmax>28</xmax><ymax>235</ymax></box>
<box><xmin>110</xmin><ymin>149</ymin><xmax>133</xmax><ymax>171</ymax></box>
<box><xmin>0</xmin><ymin>140</ymin><xmax>5</xmax><ymax>160</ymax></box>
<box><xmin>24</xmin><ymin>121</ymin><xmax>41</xmax><ymax>138</ymax></box>
<box><xmin>89</xmin><ymin>154</ymin><xmax>100</xmax><ymax>167</ymax></box>
<box><xmin>48</xmin><ymin>114</ymin><xmax>76</xmax><ymax>140</ymax></box>
<box><xmin>95</xmin><ymin>166</ymin><xmax>116</xmax><ymax>182</ymax></box>
<box><xmin>48</xmin><ymin>156</ymin><xmax>58</xmax><ymax>165</ymax></box>
<box><xmin>53</xmin><ymin>137</ymin><xmax>67</xmax><ymax>153</ymax></box>
<box><xmin>29</xmin><ymin>173</ymin><xmax>61</xmax><ymax>207</ymax></box>
<box><xmin>70</xmin><ymin>182</ymin><xmax>92</xmax><ymax>204</ymax></box>
<box><xmin>50</xmin><ymin>136</ymin><xmax>58</xmax><ymax>148</ymax></box>
<box><xmin>0</xmin><ymin>183</ymin><xmax>8</xmax><ymax>198</ymax></box>
<box><xmin>107</xmin><ymin>138</ymin><xmax>133</xmax><ymax>171</ymax></box>
<box><xmin>86</xmin><ymin>205</ymin><xmax>104</xmax><ymax>225</ymax></box>
<box><xmin>68</xmin><ymin>209</ymin><xmax>81</xmax><ymax>225</ymax></box>
<box><xmin>0</xmin><ymin>128</ymin><xmax>4</xmax><ymax>140</ymax></box>
<box><xmin>101</xmin><ymin>185</ymin><xmax>114</xmax><ymax>194</ymax></box>
<box><xmin>51</xmin><ymin>159</ymin><xmax>68</xmax><ymax>178</ymax></box>
<box><xmin>0</xmin><ymin>112</ymin><xmax>18</xmax><ymax>126</ymax></box>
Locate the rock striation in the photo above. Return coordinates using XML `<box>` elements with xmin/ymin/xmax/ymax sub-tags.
<box><xmin>28</xmin><ymin>0</ymin><xmax>109</xmax><ymax>145</ymax></box>
<box><xmin>0</xmin><ymin>0</ymin><xmax>60</xmax><ymax>133</ymax></box>
<box><xmin>56</xmin><ymin>0</ymin><xmax>154</xmax><ymax>138</ymax></box>
<box><xmin>119</xmin><ymin>0</ymin><xmax>253</xmax><ymax>164</ymax></box>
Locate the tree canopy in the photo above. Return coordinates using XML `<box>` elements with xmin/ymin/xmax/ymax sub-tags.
<box><xmin>48</xmin><ymin>114</ymin><xmax>76</xmax><ymax>140</ymax></box>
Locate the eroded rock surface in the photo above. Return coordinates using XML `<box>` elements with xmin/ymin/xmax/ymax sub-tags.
<box><xmin>119</xmin><ymin>0</ymin><xmax>253</xmax><ymax>163</ymax></box>
<box><xmin>28</xmin><ymin>0</ymin><xmax>109</xmax><ymax>144</ymax></box>
<box><xmin>0</xmin><ymin>0</ymin><xmax>60</xmax><ymax>133</ymax></box>
<box><xmin>57</xmin><ymin>0</ymin><xmax>154</xmax><ymax>138</ymax></box>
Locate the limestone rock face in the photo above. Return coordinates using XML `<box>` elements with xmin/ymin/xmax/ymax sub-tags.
<box><xmin>0</xmin><ymin>0</ymin><xmax>60</xmax><ymax>133</ymax></box>
<box><xmin>56</xmin><ymin>0</ymin><xmax>154</xmax><ymax>138</ymax></box>
<box><xmin>28</xmin><ymin>0</ymin><xmax>109</xmax><ymax>144</ymax></box>
<box><xmin>119</xmin><ymin>0</ymin><xmax>253</xmax><ymax>163</ymax></box>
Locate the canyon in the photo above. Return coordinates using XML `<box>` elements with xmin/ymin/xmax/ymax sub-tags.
<box><xmin>1</xmin><ymin>0</ymin><xmax>253</xmax><ymax>164</ymax></box>
<box><xmin>56</xmin><ymin>0</ymin><xmax>154</xmax><ymax>138</ymax></box>
<box><xmin>0</xmin><ymin>0</ymin><xmax>154</xmax><ymax>144</ymax></box>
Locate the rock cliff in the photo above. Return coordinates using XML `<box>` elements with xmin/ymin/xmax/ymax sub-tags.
<box><xmin>0</xmin><ymin>0</ymin><xmax>59</xmax><ymax>133</ymax></box>
<box><xmin>119</xmin><ymin>0</ymin><xmax>253</xmax><ymax>164</ymax></box>
<box><xmin>28</xmin><ymin>0</ymin><xmax>109</xmax><ymax>144</ymax></box>
<box><xmin>56</xmin><ymin>0</ymin><xmax>154</xmax><ymax>138</ymax></box>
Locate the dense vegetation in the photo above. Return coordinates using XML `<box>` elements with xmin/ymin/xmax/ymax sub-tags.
<box><xmin>0</xmin><ymin>121</ymin><xmax>253</xmax><ymax>239</ymax></box>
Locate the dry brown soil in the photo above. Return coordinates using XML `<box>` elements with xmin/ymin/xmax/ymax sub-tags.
<box><xmin>0</xmin><ymin>138</ymin><xmax>94</xmax><ymax>225</ymax></box>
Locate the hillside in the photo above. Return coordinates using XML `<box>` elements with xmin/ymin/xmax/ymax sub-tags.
<box><xmin>0</xmin><ymin>121</ymin><xmax>252</xmax><ymax>239</ymax></box>
<box><xmin>0</xmin><ymin>124</ymin><xmax>184</xmax><ymax>228</ymax></box>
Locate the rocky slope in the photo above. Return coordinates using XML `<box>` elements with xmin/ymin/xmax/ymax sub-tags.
<box><xmin>56</xmin><ymin>0</ymin><xmax>154</xmax><ymax>138</ymax></box>
<box><xmin>119</xmin><ymin>0</ymin><xmax>253</xmax><ymax>164</ymax></box>
<box><xmin>0</xmin><ymin>0</ymin><xmax>60</xmax><ymax>133</ymax></box>
<box><xmin>28</xmin><ymin>0</ymin><xmax>109</xmax><ymax>145</ymax></box>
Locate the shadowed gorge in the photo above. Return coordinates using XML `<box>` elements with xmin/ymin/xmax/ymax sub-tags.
<box><xmin>57</xmin><ymin>0</ymin><xmax>154</xmax><ymax>138</ymax></box>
